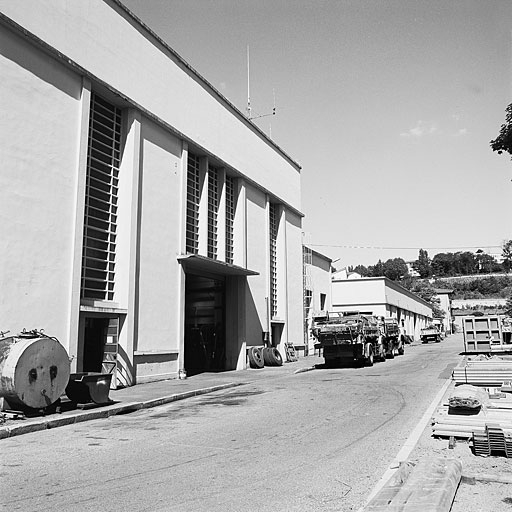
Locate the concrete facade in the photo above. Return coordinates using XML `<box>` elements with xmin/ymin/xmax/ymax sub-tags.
<box><xmin>331</xmin><ymin>276</ymin><xmax>433</xmax><ymax>341</ymax></box>
<box><xmin>0</xmin><ymin>1</ymin><xmax>303</xmax><ymax>385</ymax></box>
<box><xmin>433</xmin><ymin>289</ymin><xmax>453</xmax><ymax>335</ymax></box>
<box><xmin>303</xmin><ymin>247</ymin><xmax>332</xmax><ymax>353</ymax></box>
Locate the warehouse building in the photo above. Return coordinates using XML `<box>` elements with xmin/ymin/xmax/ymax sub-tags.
<box><xmin>0</xmin><ymin>1</ymin><xmax>304</xmax><ymax>386</ymax></box>
<box><xmin>303</xmin><ymin>246</ymin><xmax>332</xmax><ymax>354</ymax></box>
<box><xmin>331</xmin><ymin>273</ymin><xmax>433</xmax><ymax>341</ymax></box>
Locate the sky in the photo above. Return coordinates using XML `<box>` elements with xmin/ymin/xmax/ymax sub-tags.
<box><xmin>122</xmin><ymin>0</ymin><xmax>512</xmax><ymax>268</ymax></box>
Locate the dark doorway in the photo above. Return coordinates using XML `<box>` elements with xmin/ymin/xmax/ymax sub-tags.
<box><xmin>83</xmin><ymin>317</ymin><xmax>109</xmax><ymax>372</ymax></box>
<box><xmin>271</xmin><ymin>322</ymin><xmax>283</xmax><ymax>348</ymax></box>
<box><xmin>185</xmin><ymin>274</ymin><xmax>226</xmax><ymax>375</ymax></box>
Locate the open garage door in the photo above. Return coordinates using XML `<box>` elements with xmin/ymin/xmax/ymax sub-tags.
<box><xmin>184</xmin><ymin>274</ymin><xmax>225</xmax><ymax>375</ymax></box>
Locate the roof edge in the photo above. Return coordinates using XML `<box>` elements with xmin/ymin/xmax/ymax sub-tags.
<box><xmin>111</xmin><ymin>0</ymin><xmax>302</xmax><ymax>170</ymax></box>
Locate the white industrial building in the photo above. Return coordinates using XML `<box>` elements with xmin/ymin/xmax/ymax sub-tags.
<box><xmin>0</xmin><ymin>1</ymin><xmax>304</xmax><ymax>386</ymax></box>
<box><xmin>331</xmin><ymin>274</ymin><xmax>433</xmax><ymax>341</ymax></box>
<box><xmin>303</xmin><ymin>246</ymin><xmax>332</xmax><ymax>354</ymax></box>
<box><xmin>433</xmin><ymin>288</ymin><xmax>454</xmax><ymax>335</ymax></box>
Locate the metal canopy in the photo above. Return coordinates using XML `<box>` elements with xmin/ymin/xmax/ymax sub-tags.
<box><xmin>177</xmin><ymin>254</ymin><xmax>259</xmax><ymax>277</ymax></box>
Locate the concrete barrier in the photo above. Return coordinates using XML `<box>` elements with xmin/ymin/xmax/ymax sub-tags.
<box><xmin>364</xmin><ymin>458</ymin><xmax>462</xmax><ymax>512</ymax></box>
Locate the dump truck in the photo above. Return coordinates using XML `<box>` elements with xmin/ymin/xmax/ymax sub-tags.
<box><xmin>377</xmin><ymin>317</ymin><xmax>404</xmax><ymax>358</ymax></box>
<box><xmin>420</xmin><ymin>325</ymin><xmax>442</xmax><ymax>343</ymax></box>
<box><xmin>314</xmin><ymin>312</ymin><xmax>382</xmax><ymax>367</ymax></box>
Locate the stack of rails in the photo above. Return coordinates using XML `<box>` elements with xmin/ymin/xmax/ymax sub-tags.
<box><xmin>452</xmin><ymin>359</ymin><xmax>512</xmax><ymax>386</ymax></box>
<box><xmin>432</xmin><ymin>405</ymin><xmax>512</xmax><ymax>438</ymax></box>
<box><xmin>473</xmin><ymin>425</ymin><xmax>512</xmax><ymax>458</ymax></box>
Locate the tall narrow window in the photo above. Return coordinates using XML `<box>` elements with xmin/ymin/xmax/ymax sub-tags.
<box><xmin>269</xmin><ymin>202</ymin><xmax>278</xmax><ymax>318</ymax></box>
<box><xmin>225</xmin><ymin>176</ymin><xmax>235</xmax><ymax>264</ymax></box>
<box><xmin>320</xmin><ymin>293</ymin><xmax>326</xmax><ymax>311</ymax></box>
<box><xmin>81</xmin><ymin>93</ymin><xmax>121</xmax><ymax>301</ymax></box>
<box><xmin>186</xmin><ymin>153</ymin><xmax>200</xmax><ymax>254</ymax></box>
<box><xmin>207</xmin><ymin>166</ymin><xmax>219</xmax><ymax>259</ymax></box>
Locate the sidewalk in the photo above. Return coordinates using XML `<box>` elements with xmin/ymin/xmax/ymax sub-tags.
<box><xmin>0</xmin><ymin>354</ymin><xmax>323</xmax><ymax>440</ymax></box>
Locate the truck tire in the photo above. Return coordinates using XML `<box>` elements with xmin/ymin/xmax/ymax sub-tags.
<box><xmin>398</xmin><ymin>343</ymin><xmax>405</xmax><ymax>355</ymax></box>
<box><xmin>262</xmin><ymin>347</ymin><xmax>283</xmax><ymax>366</ymax></box>
<box><xmin>270</xmin><ymin>347</ymin><xmax>283</xmax><ymax>366</ymax></box>
<box><xmin>365</xmin><ymin>344</ymin><xmax>374</xmax><ymax>367</ymax></box>
<box><xmin>248</xmin><ymin>347</ymin><xmax>264</xmax><ymax>368</ymax></box>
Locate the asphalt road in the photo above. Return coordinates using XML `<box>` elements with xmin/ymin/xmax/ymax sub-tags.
<box><xmin>1</xmin><ymin>334</ymin><xmax>464</xmax><ymax>512</ymax></box>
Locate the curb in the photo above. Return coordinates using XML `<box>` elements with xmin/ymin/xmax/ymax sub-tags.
<box><xmin>0</xmin><ymin>382</ymin><xmax>242</xmax><ymax>440</ymax></box>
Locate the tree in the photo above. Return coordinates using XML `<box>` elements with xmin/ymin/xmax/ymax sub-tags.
<box><xmin>411</xmin><ymin>281</ymin><xmax>446</xmax><ymax>319</ymax></box>
<box><xmin>455</xmin><ymin>251</ymin><xmax>478</xmax><ymax>275</ymax></box>
<box><xmin>431</xmin><ymin>252</ymin><xmax>456</xmax><ymax>276</ymax></box>
<box><xmin>366</xmin><ymin>258</ymin><xmax>408</xmax><ymax>280</ymax></box>
<box><xmin>368</xmin><ymin>260</ymin><xmax>385</xmax><ymax>278</ymax></box>
<box><xmin>475</xmin><ymin>249</ymin><xmax>500</xmax><ymax>274</ymax></box>
<box><xmin>382</xmin><ymin>258</ymin><xmax>409</xmax><ymax>281</ymax></box>
<box><xmin>503</xmin><ymin>240</ymin><xmax>512</xmax><ymax>273</ymax></box>
<box><xmin>413</xmin><ymin>249</ymin><xmax>432</xmax><ymax>278</ymax></box>
<box><xmin>490</xmin><ymin>104</ymin><xmax>512</xmax><ymax>158</ymax></box>
<box><xmin>352</xmin><ymin>264</ymin><xmax>369</xmax><ymax>277</ymax></box>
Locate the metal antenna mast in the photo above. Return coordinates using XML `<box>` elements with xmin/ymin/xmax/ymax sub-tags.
<box><xmin>246</xmin><ymin>45</ymin><xmax>251</xmax><ymax>119</ymax></box>
<box><xmin>246</xmin><ymin>45</ymin><xmax>276</xmax><ymax>122</ymax></box>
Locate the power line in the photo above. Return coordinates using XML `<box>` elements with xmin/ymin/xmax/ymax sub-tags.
<box><xmin>307</xmin><ymin>244</ymin><xmax>503</xmax><ymax>251</ymax></box>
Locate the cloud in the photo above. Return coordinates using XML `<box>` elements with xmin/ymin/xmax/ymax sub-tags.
<box><xmin>400</xmin><ymin>120</ymin><xmax>438</xmax><ymax>138</ymax></box>
<box><xmin>453</xmin><ymin>128</ymin><xmax>468</xmax><ymax>136</ymax></box>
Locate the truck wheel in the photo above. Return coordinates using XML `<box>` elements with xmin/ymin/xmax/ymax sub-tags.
<box><xmin>262</xmin><ymin>347</ymin><xmax>273</xmax><ymax>365</ymax></box>
<box><xmin>365</xmin><ymin>344</ymin><xmax>374</xmax><ymax>367</ymax></box>
<box><xmin>273</xmin><ymin>348</ymin><xmax>283</xmax><ymax>366</ymax></box>
<box><xmin>248</xmin><ymin>347</ymin><xmax>264</xmax><ymax>368</ymax></box>
<box><xmin>270</xmin><ymin>347</ymin><xmax>283</xmax><ymax>366</ymax></box>
<box><xmin>398</xmin><ymin>344</ymin><xmax>404</xmax><ymax>355</ymax></box>
<box><xmin>263</xmin><ymin>347</ymin><xmax>283</xmax><ymax>366</ymax></box>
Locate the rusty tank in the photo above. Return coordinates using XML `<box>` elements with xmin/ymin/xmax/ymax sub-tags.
<box><xmin>0</xmin><ymin>329</ymin><xmax>70</xmax><ymax>409</ymax></box>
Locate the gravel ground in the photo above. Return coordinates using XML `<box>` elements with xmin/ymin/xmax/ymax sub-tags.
<box><xmin>406</xmin><ymin>384</ymin><xmax>512</xmax><ymax>512</ymax></box>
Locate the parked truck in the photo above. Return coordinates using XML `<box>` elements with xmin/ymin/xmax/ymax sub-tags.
<box><xmin>377</xmin><ymin>317</ymin><xmax>404</xmax><ymax>358</ymax></box>
<box><xmin>313</xmin><ymin>312</ymin><xmax>383</xmax><ymax>367</ymax></box>
<box><xmin>420</xmin><ymin>324</ymin><xmax>442</xmax><ymax>343</ymax></box>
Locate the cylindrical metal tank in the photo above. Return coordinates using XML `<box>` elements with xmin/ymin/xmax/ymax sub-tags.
<box><xmin>0</xmin><ymin>332</ymin><xmax>70</xmax><ymax>409</ymax></box>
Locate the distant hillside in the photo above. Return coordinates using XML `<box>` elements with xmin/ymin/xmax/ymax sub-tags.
<box><xmin>434</xmin><ymin>274</ymin><xmax>512</xmax><ymax>300</ymax></box>
<box><xmin>435</xmin><ymin>273</ymin><xmax>510</xmax><ymax>283</ymax></box>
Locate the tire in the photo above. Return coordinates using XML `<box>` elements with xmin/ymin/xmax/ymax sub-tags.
<box><xmin>271</xmin><ymin>348</ymin><xmax>283</xmax><ymax>366</ymax></box>
<box><xmin>365</xmin><ymin>344</ymin><xmax>374</xmax><ymax>367</ymax></box>
<box><xmin>262</xmin><ymin>347</ymin><xmax>273</xmax><ymax>366</ymax></box>
<box><xmin>398</xmin><ymin>344</ymin><xmax>404</xmax><ymax>355</ymax></box>
<box><xmin>263</xmin><ymin>347</ymin><xmax>283</xmax><ymax>366</ymax></box>
<box><xmin>248</xmin><ymin>347</ymin><xmax>264</xmax><ymax>368</ymax></box>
